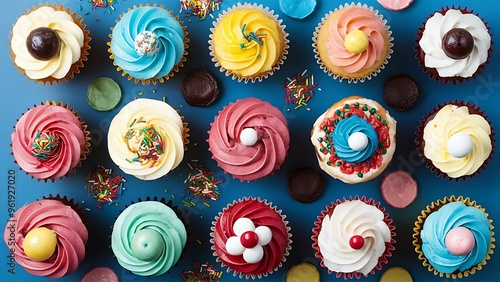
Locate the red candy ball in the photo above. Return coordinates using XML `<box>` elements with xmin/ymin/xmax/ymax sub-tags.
<box><xmin>240</xmin><ymin>231</ymin><xmax>259</xmax><ymax>248</ymax></box>
<box><xmin>349</xmin><ymin>235</ymin><xmax>365</xmax><ymax>250</ymax></box>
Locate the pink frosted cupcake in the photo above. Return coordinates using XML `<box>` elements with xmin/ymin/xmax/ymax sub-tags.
<box><xmin>311</xmin><ymin>196</ymin><xmax>395</xmax><ymax>278</ymax></box>
<box><xmin>210</xmin><ymin>197</ymin><xmax>292</xmax><ymax>279</ymax></box>
<box><xmin>207</xmin><ymin>98</ymin><xmax>290</xmax><ymax>182</ymax></box>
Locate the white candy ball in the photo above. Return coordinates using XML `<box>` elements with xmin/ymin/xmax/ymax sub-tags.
<box><xmin>243</xmin><ymin>246</ymin><xmax>264</xmax><ymax>264</ymax></box>
<box><xmin>348</xmin><ymin>132</ymin><xmax>368</xmax><ymax>151</ymax></box>
<box><xmin>134</xmin><ymin>31</ymin><xmax>160</xmax><ymax>57</ymax></box>
<box><xmin>255</xmin><ymin>226</ymin><xmax>272</xmax><ymax>246</ymax></box>
<box><xmin>240</xmin><ymin>128</ymin><xmax>259</xmax><ymax>146</ymax></box>
<box><xmin>226</xmin><ymin>236</ymin><xmax>245</xmax><ymax>256</ymax></box>
<box><xmin>233</xmin><ymin>217</ymin><xmax>255</xmax><ymax>236</ymax></box>
<box><xmin>447</xmin><ymin>132</ymin><xmax>473</xmax><ymax>158</ymax></box>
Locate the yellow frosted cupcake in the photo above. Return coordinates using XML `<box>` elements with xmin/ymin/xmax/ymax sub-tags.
<box><xmin>209</xmin><ymin>3</ymin><xmax>289</xmax><ymax>83</ymax></box>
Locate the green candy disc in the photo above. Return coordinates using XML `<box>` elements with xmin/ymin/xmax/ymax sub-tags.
<box><xmin>87</xmin><ymin>77</ymin><xmax>122</xmax><ymax>111</ymax></box>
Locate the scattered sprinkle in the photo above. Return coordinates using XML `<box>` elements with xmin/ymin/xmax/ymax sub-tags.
<box><xmin>282</xmin><ymin>70</ymin><xmax>318</xmax><ymax>110</ymax></box>
<box><xmin>85</xmin><ymin>208</ymin><xmax>91</xmax><ymax>212</ymax></box>
<box><xmin>180</xmin><ymin>0</ymin><xmax>222</xmax><ymax>20</ymax></box>
<box><xmin>180</xmin><ymin>262</ymin><xmax>223</xmax><ymax>282</ymax></box>
<box><xmin>86</xmin><ymin>165</ymin><xmax>126</xmax><ymax>209</ymax></box>
<box><xmin>182</xmin><ymin>163</ymin><xmax>222</xmax><ymax>209</ymax></box>
<box><xmin>139</xmin><ymin>92</ymin><xmax>144</xmax><ymax>96</ymax></box>
<box><xmin>197</xmin><ymin>239</ymin><xmax>202</xmax><ymax>245</ymax></box>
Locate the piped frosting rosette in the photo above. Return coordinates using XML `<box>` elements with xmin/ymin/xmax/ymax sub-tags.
<box><xmin>311</xmin><ymin>196</ymin><xmax>395</xmax><ymax>279</ymax></box>
<box><xmin>108</xmin><ymin>98</ymin><xmax>188</xmax><ymax>181</ymax></box>
<box><xmin>10</xmin><ymin>4</ymin><xmax>91</xmax><ymax>85</ymax></box>
<box><xmin>413</xmin><ymin>196</ymin><xmax>495</xmax><ymax>278</ymax></box>
<box><xmin>111</xmin><ymin>200</ymin><xmax>187</xmax><ymax>276</ymax></box>
<box><xmin>416</xmin><ymin>101</ymin><xmax>494</xmax><ymax>180</ymax></box>
<box><xmin>11</xmin><ymin>101</ymin><xmax>90</xmax><ymax>181</ymax></box>
<box><xmin>3</xmin><ymin>198</ymin><xmax>88</xmax><ymax>278</ymax></box>
<box><xmin>109</xmin><ymin>4</ymin><xmax>188</xmax><ymax>84</ymax></box>
<box><xmin>416</xmin><ymin>7</ymin><xmax>492</xmax><ymax>84</ymax></box>
<box><xmin>207</xmin><ymin>97</ymin><xmax>290</xmax><ymax>182</ymax></box>
<box><xmin>210</xmin><ymin>197</ymin><xmax>292</xmax><ymax>279</ymax></box>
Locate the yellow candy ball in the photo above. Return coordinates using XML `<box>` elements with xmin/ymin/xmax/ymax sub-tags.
<box><xmin>23</xmin><ymin>227</ymin><xmax>57</xmax><ymax>261</ymax></box>
<box><xmin>344</xmin><ymin>30</ymin><xmax>369</xmax><ymax>54</ymax></box>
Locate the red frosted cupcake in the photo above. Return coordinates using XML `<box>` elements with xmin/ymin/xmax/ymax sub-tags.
<box><xmin>416</xmin><ymin>6</ymin><xmax>492</xmax><ymax>84</ymax></box>
<box><xmin>415</xmin><ymin>100</ymin><xmax>494</xmax><ymax>180</ymax></box>
<box><xmin>311</xmin><ymin>196</ymin><xmax>395</xmax><ymax>279</ymax></box>
<box><xmin>210</xmin><ymin>197</ymin><xmax>292</xmax><ymax>279</ymax></box>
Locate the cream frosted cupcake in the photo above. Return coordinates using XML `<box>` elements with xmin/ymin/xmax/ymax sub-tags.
<box><xmin>412</xmin><ymin>196</ymin><xmax>495</xmax><ymax>278</ymax></box>
<box><xmin>108</xmin><ymin>4</ymin><xmax>189</xmax><ymax>85</ymax></box>
<box><xmin>209</xmin><ymin>3</ymin><xmax>289</xmax><ymax>83</ymax></box>
<box><xmin>11</xmin><ymin>101</ymin><xmax>90</xmax><ymax>181</ymax></box>
<box><xmin>311</xmin><ymin>196</ymin><xmax>396</xmax><ymax>278</ymax></box>
<box><xmin>10</xmin><ymin>3</ymin><xmax>91</xmax><ymax>85</ymax></box>
<box><xmin>313</xmin><ymin>2</ymin><xmax>393</xmax><ymax>83</ymax></box>
<box><xmin>107</xmin><ymin>98</ymin><xmax>189</xmax><ymax>181</ymax></box>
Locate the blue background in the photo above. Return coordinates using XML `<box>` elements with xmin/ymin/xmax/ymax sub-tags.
<box><xmin>1</xmin><ymin>0</ymin><xmax>499</xmax><ymax>281</ymax></box>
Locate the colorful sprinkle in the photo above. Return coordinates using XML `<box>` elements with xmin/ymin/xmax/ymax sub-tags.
<box><xmin>124</xmin><ymin>120</ymin><xmax>164</xmax><ymax>167</ymax></box>
<box><xmin>239</xmin><ymin>23</ymin><xmax>267</xmax><ymax>49</ymax></box>
<box><xmin>183</xmin><ymin>163</ymin><xmax>222</xmax><ymax>209</ymax></box>
<box><xmin>282</xmin><ymin>70</ymin><xmax>318</xmax><ymax>110</ymax></box>
<box><xmin>180</xmin><ymin>262</ymin><xmax>223</xmax><ymax>282</ymax></box>
<box><xmin>180</xmin><ymin>0</ymin><xmax>221</xmax><ymax>20</ymax></box>
<box><xmin>86</xmin><ymin>165</ymin><xmax>126</xmax><ymax>208</ymax></box>
<box><xmin>32</xmin><ymin>130</ymin><xmax>59</xmax><ymax>161</ymax></box>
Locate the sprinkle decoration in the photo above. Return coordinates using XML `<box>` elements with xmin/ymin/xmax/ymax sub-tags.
<box><xmin>182</xmin><ymin>163</ymin><xmax>222</xmax><ymax>208</ymax></box>
<box><xmin>89</xmin><ymin>0</ymin><xmax>115</xmax><ymax>10</ymax></box>
<box><xmin>124</xmin><ymin>118</ymin><xmax>165</xmax><ymax>167</ymax></box>
<box><xmin>32</xmin><ymin>130</ymin><xmax>59</xmax><ymax>161</ymax></box>
<box><xmin>180</xmin><ymin>262</ymin><xmax>223</xmax><ymax>282</ymax></box>
<box><xmin>282</xmin><ymin>69</ymin><xmax>317</xmax><ymax>110</ymax></box>
<box><xmin>86</xmin><ymin>165</ymin><xmax>126</xmax><ymax>209</ymax></box>
<box><xmin>180</xmin><ymin>0</ymin><xmax>221</xmax><ymax>20</ymax></box>
<box><xmin>239</xmin><ymin>23</ymin><xmax>267</xmax><ymax>49</ymax></box>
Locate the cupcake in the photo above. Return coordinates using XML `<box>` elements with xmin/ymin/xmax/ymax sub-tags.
<box><xmin>3</xmin><ymin>196</ymin><xmax>88</xmax><ymax>278</ymax></box>
<box><xmin>209</xmin><ymin>3</ymin><xmax>289</xmax><ymax>83</ymax></box>
<box><xmin>313</xmin><ymin>3</ymin><xmax>393</xmax><ymax>83</ymax></box>
<box><xmin>207</xmin><ymin>97</ymin><xmax>290</xmax><ymax>182</ymax></box>
<box><xmin>111</xmin><ymin>198</ymin><xmax>187</xmax><ymax>276</ymax></box>
<box><xmin>412</xmin><ymin>196</ymin><xmax>495</xmax><ymax>278</ymax></box>
<box><xmin>11</xmin><ymin>101</ymin><xmax>90</xmax><ymax>182</ymax></box>
<box><xmin>10</xmin><ymin>3</ymin><xmax>91</xmax><ymax>85</ymax></box>
<box><xmin>107</xmin><ymin>98</ymin><xmax>189</xmax><ymax>181</ymax></box>
<box><xmin>416</xmin><ymin>7</ymin><xmax>492</xmax><ymax>84</ymax></box>
<box><xmin>310</xmin><ymin>96</ymin><xmax>397</xmax><ymax>184</ymax></box>
<box><xmin>210</xmin><ymin>196</ymin><xmax>292</xmax><ymax>279</ymax></box>
<box><xmin>108</xmin><ymin>4</ymin><xmax>189</xmax><ymax>84</ymax></box>
<box><xmin>415</xmin><ymin>101</ymin><xmax>494</xmax><ymax>180</ymax></box>
<box><xmin>311</xmin><ymin>196</ymin><xmax>396</xmax><ymax>279</ymax></box>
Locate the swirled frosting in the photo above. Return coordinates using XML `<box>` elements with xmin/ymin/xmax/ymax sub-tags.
<box><xmin>213</xmin><ymin>198</ymin><xmax>290</xmax><ymax>275</ymax></box>
<box><xmin>111</xmin><ymin>201</ymin><xmax>186</xmax><ymax>276</ymax></box>
<box><xmin>326</xmin><ymin>6</ymin><xmax>387</xmax><ymax>73</ymax></box>
<box><xmin>11</xmin><ymin>104</ymin><xmax>86</xmax><ymax>180</ymax></box>
<box><xmin>421</xmin><ymin>201</ymin><xmax>491</xmax><ymax>273</ymax></box>
<box><xmin>419</xmin><ymin>9</ymin><xmax>490</xmax><ymax>78</ymax></box>
<box><xmin>3</xmin><ymin>199</ymin><xmax>88</xmax><ymax>278</ymax></box>
<box><xmin>333</xmin><ymin>115</ymin><xmax>378</xmax><ymax>163</ymax></box>
<box><xmin>212</xmin><ymin>8</ymin><xmax>284</xmax><ymax>77</ymax></box>
<box><xmin>318</xmin><ymin>200</ymin><xmax>391</xmax><ymax>275</ymax></box>
<box><xmin>108</xmin><ymin>98</ymin><xmax>185</xmax><ymax>181</ymax></box>
<box><xmin>207</xmin><ymin>98</ymin><xmax>290</xmax><ymax>181</ymax></box>
<box><xmin>11</xmin><ymin>6</ymin><xmax>84</xmax><ymax>79</ymax></box>
<box><xmin>423</xmin><ymin>105</ymin><xmax>492</xmax><ymax>178</ymax></box>
<box><xmin>111</xmin><ymin>6</ymin><xmax>185</xmax><ymax>80</ymax></box>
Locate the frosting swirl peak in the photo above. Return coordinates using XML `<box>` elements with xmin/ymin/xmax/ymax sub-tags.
<box><xmin>333</xmin><ymin>115</ymin><xmax>378</xmax><ymax>163</ymax></box>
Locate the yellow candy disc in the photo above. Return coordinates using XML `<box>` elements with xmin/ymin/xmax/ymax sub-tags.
<box><xmin>23</xmin><ymin>227</ymin><xmax>57</xmax><ymax>261</ymax></box>
<box><xmin>379</xmin><ymin>267</ymin><xmax>413</xmax><ymax>282</ymax></box>
<box><xmin>286</xmin><ymin>262</ymin><xmax>320</xmax><ymax>282</ymax></box>
<box><xmin>344</xmin><ymin>30</ymin><xmax>369</xmax><ymax>54</ymax></box>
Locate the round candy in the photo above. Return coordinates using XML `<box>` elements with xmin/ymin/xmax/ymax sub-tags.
<box><xmin>348</xmin><ymin>132</ymin><xmax>369</xmax><ymax>151</ymax></box>
<box><xmin>131</xmin><ymin>229</ymin><xmax>165</xmax><ymax>261</ymax></box>
<box><xmin>445</xmin><ymin>227</ymin><xmax>475</xmax><ymax>256</ymax></box>
<box><xmin>243</xmin><ymin>245</ymin><xmax>264</xmax><ymax>264</ymax></box>
<box><xmin>377</xmin><ymin>0</ymin><xmax>414</xmax><ymax>11</ymax></box>
<box><xmin>442</xmin><ymin>28</ymin><xmax>474</xmax><ymax>60</ymax></box>
<box><xmin>82</xmin><ymin>267</ymin><xmax>120</xmax><ymax>282</ymax></box>
<box><xmin>379</xmin><ymin>267</ymin><xmax>413</xmax><ymax>282</ymax></box>
<box><xmin>240</xmin><ymin>231</ymin><xmax>259</xmax><ymax>248</ymax></box>
<box><xmin>279</xmin><ymin>0</ymin><xmax>317</xmax><ymax>19</ymax></box>
<box><xmin>226</xmin><ymin>236</ymin><xmax>245</xmax><ymax>255</ymax></box>
<box><xmin>23</xmin><ymin>227</ymin><xmax>57</xmax><ymax>261</ymax></box>
<box><xmin>380</xmin><ymin>170</ymin><xmax>418</xmax><ymax>209</ymax></box>
<box><xmin>255</xmin><ymin>226</ymin><xmax>272</xmax><ymax>246</ymax></box>
<box><xmin>344</xmin><ymin>30</ymin><xmax>369</xmax><ymax>54</ymax></box>
<box><xmin>87</xmin><ymin>77</ymin><xmax>122</xmax><ymax>111</ymax></box>
<box><xmin>26</xmin><ymin>27</ymin><xmax>60</xmax><ymax>61</ymax></box>
<box><xmin>288</xmin><ymin>167</ymin><xmax>324</xmax><ymax>203</ymax></box>
<box><xmin>233</xmin><ymin>217</ymin><xmax>255</xmax><ymax>236</ymax></box>
<box><xmin>447</xmin><ymin>132</ymin><xmax>473</xmax><ymax>158</ymax></box>
<box><xmin>181</xmin><ymin>69</ymin><xmax>220</xmax><ymax>107</ymax></box>
<box><xmin>240</xmin><ymin>128</ymin><xmax>259</xmax><ymax>146</ymax></box>
<box><xmin>349</xmin><ymin>235</ymin><xmax>365</xmax><ymax>250</ymax></box>
<box><xmin>383</xmin><ymin>74</ymin><xmax>419</xmax><ymax>112</ymax></box>
<box><xmin>134</xmin><ymin>31</ymin><xmax>160</xmax><ymax>57</ymax></box>
<box><xmin>286</xmin><ymin>262</ymin><xmax>320</xmax><ymax>282</ymax></box>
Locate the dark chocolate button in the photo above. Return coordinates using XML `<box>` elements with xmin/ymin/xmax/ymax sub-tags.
<box><xmin>181</xmin><ymin>69</ymin><xmax>220</xmax><ymax>107</ymax></box>
<box><xmin>288</xmin><ymin>167</ymin><xmax>324</xmax><ymax>203</ymax></box>
<box><xmin>383</xmin><ymin>74</ymin><xmax>419</xmax><ymax>112</ymax></box>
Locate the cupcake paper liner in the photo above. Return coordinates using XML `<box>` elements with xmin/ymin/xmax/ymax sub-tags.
<box><xmin>9</xmin><ymin>3</ymin><xmax>91</xmax><ymax>86</ymax></box>
<box><xmin>210</xmin><ymin>196</ymin><xmax>292</xmax><ymax>279</ymax></box>
<box><xmin>208</xmin><ymin>2</ymin><xmax>289</xmax><ymax>83</ymax></box>
<box><xmin>107</xmin><ymin>4</ymin><xmax>189</xmax><ymax>85</ymax></box>
<box><xmin>415</xmin><ymin>6</ymin><xmax>493</xmax><ymax>85</ymax></box>
<box><xmin>412</xmin><ymin>196</ymin><xmax>495</xmax><ymax>279</ymax></box>
<box><xmin>311</xmin><ymin>195</ymin><xmax>396</xmax><ymax>279</ymax></box>
<box><xmin>312</xmin><ymin>2</ymin><xmax>393</xmax><ymax>84</ymax></box>
<box><xmin>11</xmin><ymin>101</ymin><xmax>91</xmax><ymax>182</ymax></box>
<box><xmin>415</xmin><ymin>100</ymin><xmax>495</xmax><ymax>181</ymax></box>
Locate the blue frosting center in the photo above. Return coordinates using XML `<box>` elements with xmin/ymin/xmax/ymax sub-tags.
<box><xmin>332</xmin><ymin>115</ymin><xmax>378</xmax><ymax>163</ymax></box>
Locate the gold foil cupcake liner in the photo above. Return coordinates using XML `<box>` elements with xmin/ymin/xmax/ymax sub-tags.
<box><xmin>412</xmin><ymin>196</ymin><xmax>495</xmax><ymax>279</ymax></box>
<box><xmin>312</xmin><ymin>2</ymin><xmax>393</xmax><ymax>83</ymax></box>
<box><xmin>208</xmin><ymin>2</ymin><xmax>289</xmax><ymax>83</ymax></box>
<box><xmin>10</xmin><ymin>3</ymin><xmax>91</xmax><ymax>86</ymax></box>
<box><xmin>107</xmin><ymin>4</ymin><xmax>189</xmax><ymax>85</ymax></box>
